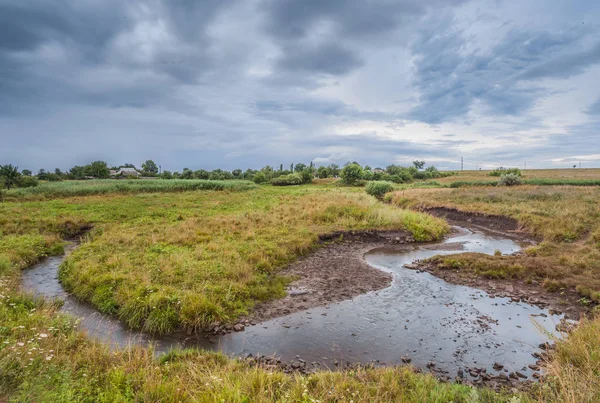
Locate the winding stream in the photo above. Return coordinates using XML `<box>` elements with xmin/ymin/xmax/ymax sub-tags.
<box><xmin>22</xmin><ymin>226</ymin><xmax>564</xmax><ymax>379</ymax></box>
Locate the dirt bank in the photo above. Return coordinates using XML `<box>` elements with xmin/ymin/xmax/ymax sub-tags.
<box><xmin>414</xmin><ymin>206</ymin><xmax>585</xmax><ymax>320</ymax></box>
<box><xmin>246</xmin><ymin>230</ymin><xmax>415</xmax><ymax>324</ymax></box>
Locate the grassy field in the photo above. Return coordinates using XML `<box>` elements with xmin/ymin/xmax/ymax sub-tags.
<box><xmin>389</xmin><ymin>186</ymin><xmax>600</xmax><ymax>301</ymax></box>
<box><xmin>435</xmin><ymin>168</ymin><xmax>600</xmax><ymax>185</ymax></box>
<box><xmin>1</xmin><ymin>179</ymin><xmax>257</xmax><ymax>201</ymax></box>
<box><xmin>2</xmin><ymin>179</ymin><xmax>600</xmax><ymax>401</ymax></box>
<box><xmin>1</xmin><ymin>186</ymin><xmax>446</xmax><ymax>335</ymax></box>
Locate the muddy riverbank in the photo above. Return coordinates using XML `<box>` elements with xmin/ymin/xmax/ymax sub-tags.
<box><xmin>21</xmin><ymin>219</ymin><xmax>581</xmax><ymax>390</ymax></box>
<box><xmin>248</xmin><ymin>230</ymin><xmax>415</xmax><ymax>323</ymax></box>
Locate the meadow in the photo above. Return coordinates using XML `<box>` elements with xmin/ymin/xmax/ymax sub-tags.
<box><xmin>1</xmin><ymin>172</ymin><xmax>600</xmax><ymax>401</ymax></box>
<box><xmin>1</xmin><ymin>179</ymin><xmax>257</xmax><ymax>201</ymax></box>
<box><xmin>1</xmin><ymin>186</ymin><xmax>446</xmax><ymax>335</ymax></box>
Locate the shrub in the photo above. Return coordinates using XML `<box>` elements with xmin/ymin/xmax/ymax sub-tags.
<box><xmin>366</xmin><ymin>181</ymin><xmax>395</xmax><ymax>199</ymax></box>
<box><xmin>252</xmin><ymin>171</ymin><xmax>267</xmax><ymax>184</ymax></box>
<box><xmin>498</xmin><ymin>173</ymin><xmax>523</xmax><ymax>186</ymax></box>
<box><xmin>489</xmin><ymin>167</ymin><xmax>522</xmax><ymax>177</ymax></box>
<box><xmin>299</xmin><ymin>169</ymin><xmax>313</xmax><ymax>184</ymax></box>
<box><xmin>18</xmin><ymin>175</ymin><xmax>39</xmax><ymax>188</ymax></box>
<box><xmin>340</xmin><ymin>163</ymin><xmax>364</xmax><ymax>185</ymax></box>
<box><xmin>270</xmin><ymin>174</ymin><xmax>304</xmax><ymax>186</ymax></box>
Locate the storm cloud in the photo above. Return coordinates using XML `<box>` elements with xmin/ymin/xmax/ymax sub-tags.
<box><xmin>1</xmin><ymin>0</ymin><xmax>600</xmax><ymax>171</ymax></box>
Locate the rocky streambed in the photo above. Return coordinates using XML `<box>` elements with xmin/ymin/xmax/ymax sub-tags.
<box><xmin>22</xmin><ymin>225</ymin><xmax>573</xmax><ymax>389</ymax></box>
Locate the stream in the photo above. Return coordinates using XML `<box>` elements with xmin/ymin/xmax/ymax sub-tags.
<box><xmin>22</xmin><ymin>226</ymin><xmax>564</xmax><ymax>379</ymax></box>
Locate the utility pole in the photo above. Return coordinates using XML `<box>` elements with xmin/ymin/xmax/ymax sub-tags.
<box><xmin>524</xmin><ymin>162</ymin><xmax>526</xmax><ymax>170</ymax></box>
<box><xmin>461</xmin><ymin>157</ymin><xmax>463</xmax><ymax>171</ymax></box>
<box><xmin>580</xmin><ymin>161</ymin><xmax>582</xmax><ymax>168</ymax></box>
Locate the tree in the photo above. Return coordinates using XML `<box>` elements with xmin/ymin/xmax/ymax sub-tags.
<box><xmin>413</xmin><ymin>160</ymin><xmax>426</xmax><ymax>170</ymax></box>
<box><xmin>290</xmin><ymin>163</ymin><xmax>294</xmax><ymax>172</ymax></box>
<box><xmin>141</xmin><ymin>160</ymin><xmax>159</xmax><ymax>174</ymax></box>
<box><xmin>194</xmin><ymin>169</ymin><xmax>209</xmax><ymax>180</ymax></box>
<box><xmin>232</xmin><ymin>169</ymin><xmax>242</xmax><ymax>178</ymax></box>
<box><xmin>22</xmin><ymin>169</ymin><xmax>32</xmax><ymax>176</ymax></box>
<box><xmin>0</xmin><ymin>164</ymin><xmax>20</xmax><ymax>189</ymax></box>
<box><xmin>69</xmin><ymin>165</ymin><xmax>86</xmax><ymax>179</ymax></box>
<box><xmin>340</xmin><ymin>163</ymin><xmax>364</xmax><ymax>185</ymax></box>
<box><xmin>327</xmin><ymin>164</ymin><xmax>340</xmax><ymax>177</ymax></box>
<box><xmin>279</xmin><ymin>164</ymin><xmax>283</xmax><ymax>172</ymax></box>
<box><xmin>160</xmin><ymin>170</ymin><xmax>173</xmax><ymax>179</ymax></box>
<box><xmin>253</xmin><ymin>171</ymin><xmax>267</xmax><ymax>184</ymax></box>
<box><xmin>84</xmin><ymin>161</ymin><xmax>110</xmax><ymax>178</ymax></box>
<box><xmin>317</xmin><ymin>166</ymin><xmax>329</xmax><ymax>178</ymax></box>
<box><xmin>294</xmin><ymin>163</ymin><xmax>306</xmax><ymax>172</ymax></box>
<box><xmin>180</xmin><ymin>168</ymin><xmax>194</xmax><ymax>179</ymax></box>
<box><xmin>37</xmin><ymin>169</ymin><xmax>49</xmax><ymax>181</ymax></box>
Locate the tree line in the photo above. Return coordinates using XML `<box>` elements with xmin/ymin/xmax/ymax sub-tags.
<box><xmin>0</xmin><ymin>159</ymin><xmax>451</xmax><ymax>189</ymax></box>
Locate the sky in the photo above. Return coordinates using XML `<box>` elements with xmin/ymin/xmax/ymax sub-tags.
<box><xmin>1</xmin><ymin>0</ymin><xmax>600</xmax><ymax>172</ymax></box>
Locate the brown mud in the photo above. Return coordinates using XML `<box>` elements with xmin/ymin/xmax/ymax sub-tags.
<box><xmin>413</xmin><ymin>206</ymin><xmax>586</xmax><ymax>321</ymax></box>
<box><xmin>246</xmin><ymin>230</ymin><xmax>414</xmax><ymax>324</ymax></box>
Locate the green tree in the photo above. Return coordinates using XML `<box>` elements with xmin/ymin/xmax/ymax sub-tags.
<box><xmin>327</xmin><ymin>164</ymin><xmax>340</xmax><ymax>177</ymax></box>
<box><xmin>0</xmin><ymin>164</ymin><xmax>20</xmax><ymax>189</ymax></box>
<box><xmin>290</xmin><ymin>163</ymin><xmax>294</xmax><ymax>172</ymax></box>
<box><xmin>180</xmin><ymin>168</ymin><xmax>194</xmax><ymax>179</ymax></box>
<box><xmin>84</xmin><ymin>161</ymin><xmax>110</xmax><ymax>178</ymax></box>
<box><xmin>232</xmin><ymin>169</ymin><xmax>242</xmax><ymax>178</ymax></box>
<box><xmin>340</xmin><ymin>163</ymin><xmax>364</xmax><ymax>185</ymax></box>
<box><xmin>194</xmin><ymin>169</ymin><xmax>209</xmax><ymax>180</ymax></box>
<box><xmin>253</xmin><ymin>171</ymin><xmax>267</xmax><ymax>184</ymax></box>
<box><xmin>413</xmin><ymin>160</ymin><xmax>426</xmax><ymax>170</ymax></box>
<box><xmin>160</xmin><ymin>170</ymin><xmax>173</xmax><ymax>179</ymax></box>
<box><xmin>294</xmin><ymin>163</ymin><xmax>306</xmax><ymax>172</ymax></box>
<box><xmin>141</xmin><ymin>160</ymin><xmax>159</xmax><ymax>174</ymax></box>
<box><xmin>69</xmin><ymin>165</ymin><xmax>86</xmax><ymax>179</ymax></box>
<box><xmin>279</xmin><ymin>164</ymin><xmax>283</xmax><ymax>172</ymax></box>
<box><xmin>21</xmin><ymin>169</ymin><xmax>32</xmax><ymax>176</ymax></box>
<box><xmin>317</xmin><ymin>166</ymin><xmax>329</xmax><ymax>178</ymax></box>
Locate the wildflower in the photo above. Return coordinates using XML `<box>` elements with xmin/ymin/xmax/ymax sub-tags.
<box><xmin>17</xmin><ymin>342</ymin><xmax>24</xmax><ymax>347</ymax></box>
<box><xmin>45</xmin><ymin>356</ymin><xmax>52</xmax><ymax>361</ymax></box>
<box><xmin>40</xmin><ymin>333</ymin><xmax>48</xmax><ymax>338</ymax></box>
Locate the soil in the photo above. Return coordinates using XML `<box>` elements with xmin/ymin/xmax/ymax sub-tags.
<box><xmin>420</xmin><ymin>206</ymin><xmax>536</xmax><ymax>242</ymax></box>
<box><xmin>414</xmin><ymin>206</ymin><xmax>586</xmax><ymax>321</ymax></box>
<box><xmin>246</xmin><ymin>230</ymin><xmax>415</xmax><ymax>323</ymax></box>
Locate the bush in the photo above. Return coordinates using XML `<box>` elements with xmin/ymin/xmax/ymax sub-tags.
<box><xmin>299</xmin><ymin>169</ymin><xmax>313</xmax><ymax>184</ymax></box>
<box><xmin>489</xmin><ymin>167</ymin><xmax>522</xmax><ymax>177</ymax></box>
<box><xmin>252</xmin><ymin>171</ymin><xmax>267</xmax><ymax>184</ymax></box>
<box><xmin>498</xmin><ymin>173</ymin><xmax>522</xmax><ymax>186</ymax></box>
<box><xmin>366</xmin><ymin>181</ymin><xmax>395</xmax><ymax>199</ymax></box>
<box><xmin>270</xmin><ymin>174</ymin><xmax>304</xmax><ymax>186</ymax></box>
<box><xmin>18</xmin><ymin>175</ymin><xmax>39</xmax><ymax>188</ymax></box>
<box><xmin>340</xmin><ymin>163</ymin><xmax>364</xmax><ymax>185</ymax></box>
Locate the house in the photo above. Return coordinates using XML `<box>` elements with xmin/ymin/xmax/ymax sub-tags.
<box><xmin>113</xmin><ymin>167</ymin><xmax>141</xmax><ymax>177</ymax></box>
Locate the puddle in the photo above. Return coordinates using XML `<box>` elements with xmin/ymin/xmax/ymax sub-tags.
<box><xmin>22</xmin><ymin>227</ymin><xmax>565</xmax><ymax>379</ymax></box>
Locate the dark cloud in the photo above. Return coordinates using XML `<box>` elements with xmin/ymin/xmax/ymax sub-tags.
<box><xmin>409</xmin><ymin>20</ymin><xmax>596</xmax><ymax>123</ymax></box>
<box><xmin>1</xmin><ymin>0</ymin><xmax>599</xmax><ymax>170</ymax></box>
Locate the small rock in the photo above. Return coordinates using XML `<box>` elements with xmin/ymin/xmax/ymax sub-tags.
<box><xmin>401</xmin><ymin>356</ymin><xmax>412</xmax><ymax>363</ymax></box>
<box><xmin>493</xmin><ymin>362</ymin><xmax>504</xmax><ymax>371</ymax></box>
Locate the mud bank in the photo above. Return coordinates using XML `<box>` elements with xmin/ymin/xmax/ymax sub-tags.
<box><xmin>248</xmin><ymin>230</ymin><xmax>414</xmax><ymax>323</ymax></box>
<box><xmin>21</xmin><ymin>222</ymin><xmax>578</xmax><ymax>390</ymax></box>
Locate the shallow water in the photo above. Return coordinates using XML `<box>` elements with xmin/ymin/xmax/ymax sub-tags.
<box><xmin>22</xmin><ymin>227</ymin><xmax>563</xmax><ymax>378</ymax></box>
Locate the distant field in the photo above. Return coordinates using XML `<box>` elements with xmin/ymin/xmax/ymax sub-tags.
<box><xmin>436</xmin><ymin>168</ymin><xmax>600</xmax><ymax>184</ymax></box>
<box><xmin>2</xmin><ymin>179</ymin><xmax>257</xmax><ymax>200</ymax></box>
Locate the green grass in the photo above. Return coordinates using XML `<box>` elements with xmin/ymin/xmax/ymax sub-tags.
<box><xmin>1</xmin><ymin>185</ymin><xmax>447</xmax><ymax>335</ymax></box>
<box><xmin>2</xmin><ymin>181</ymin><xmax>599</xmax><ymax>401</ymax></box>
<box><xmin>389</xmin><ymin>186</ymin><xmax>600</xmax><ymax>300</ymax></box>
<box><xmin>3</xmin><ymin>179</ymin><xmax>257</xmax><ymax>200</ymax></box>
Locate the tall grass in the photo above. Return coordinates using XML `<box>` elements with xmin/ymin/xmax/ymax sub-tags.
<box><xmin>1</xmin><ymin>186</ymin><xmax>448</xmax><ymax>335</ymax></box>
<box><xmin>3</xmin><ymin>179</ymin><xmax>257</xmax><ymax>200</ymax></box>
